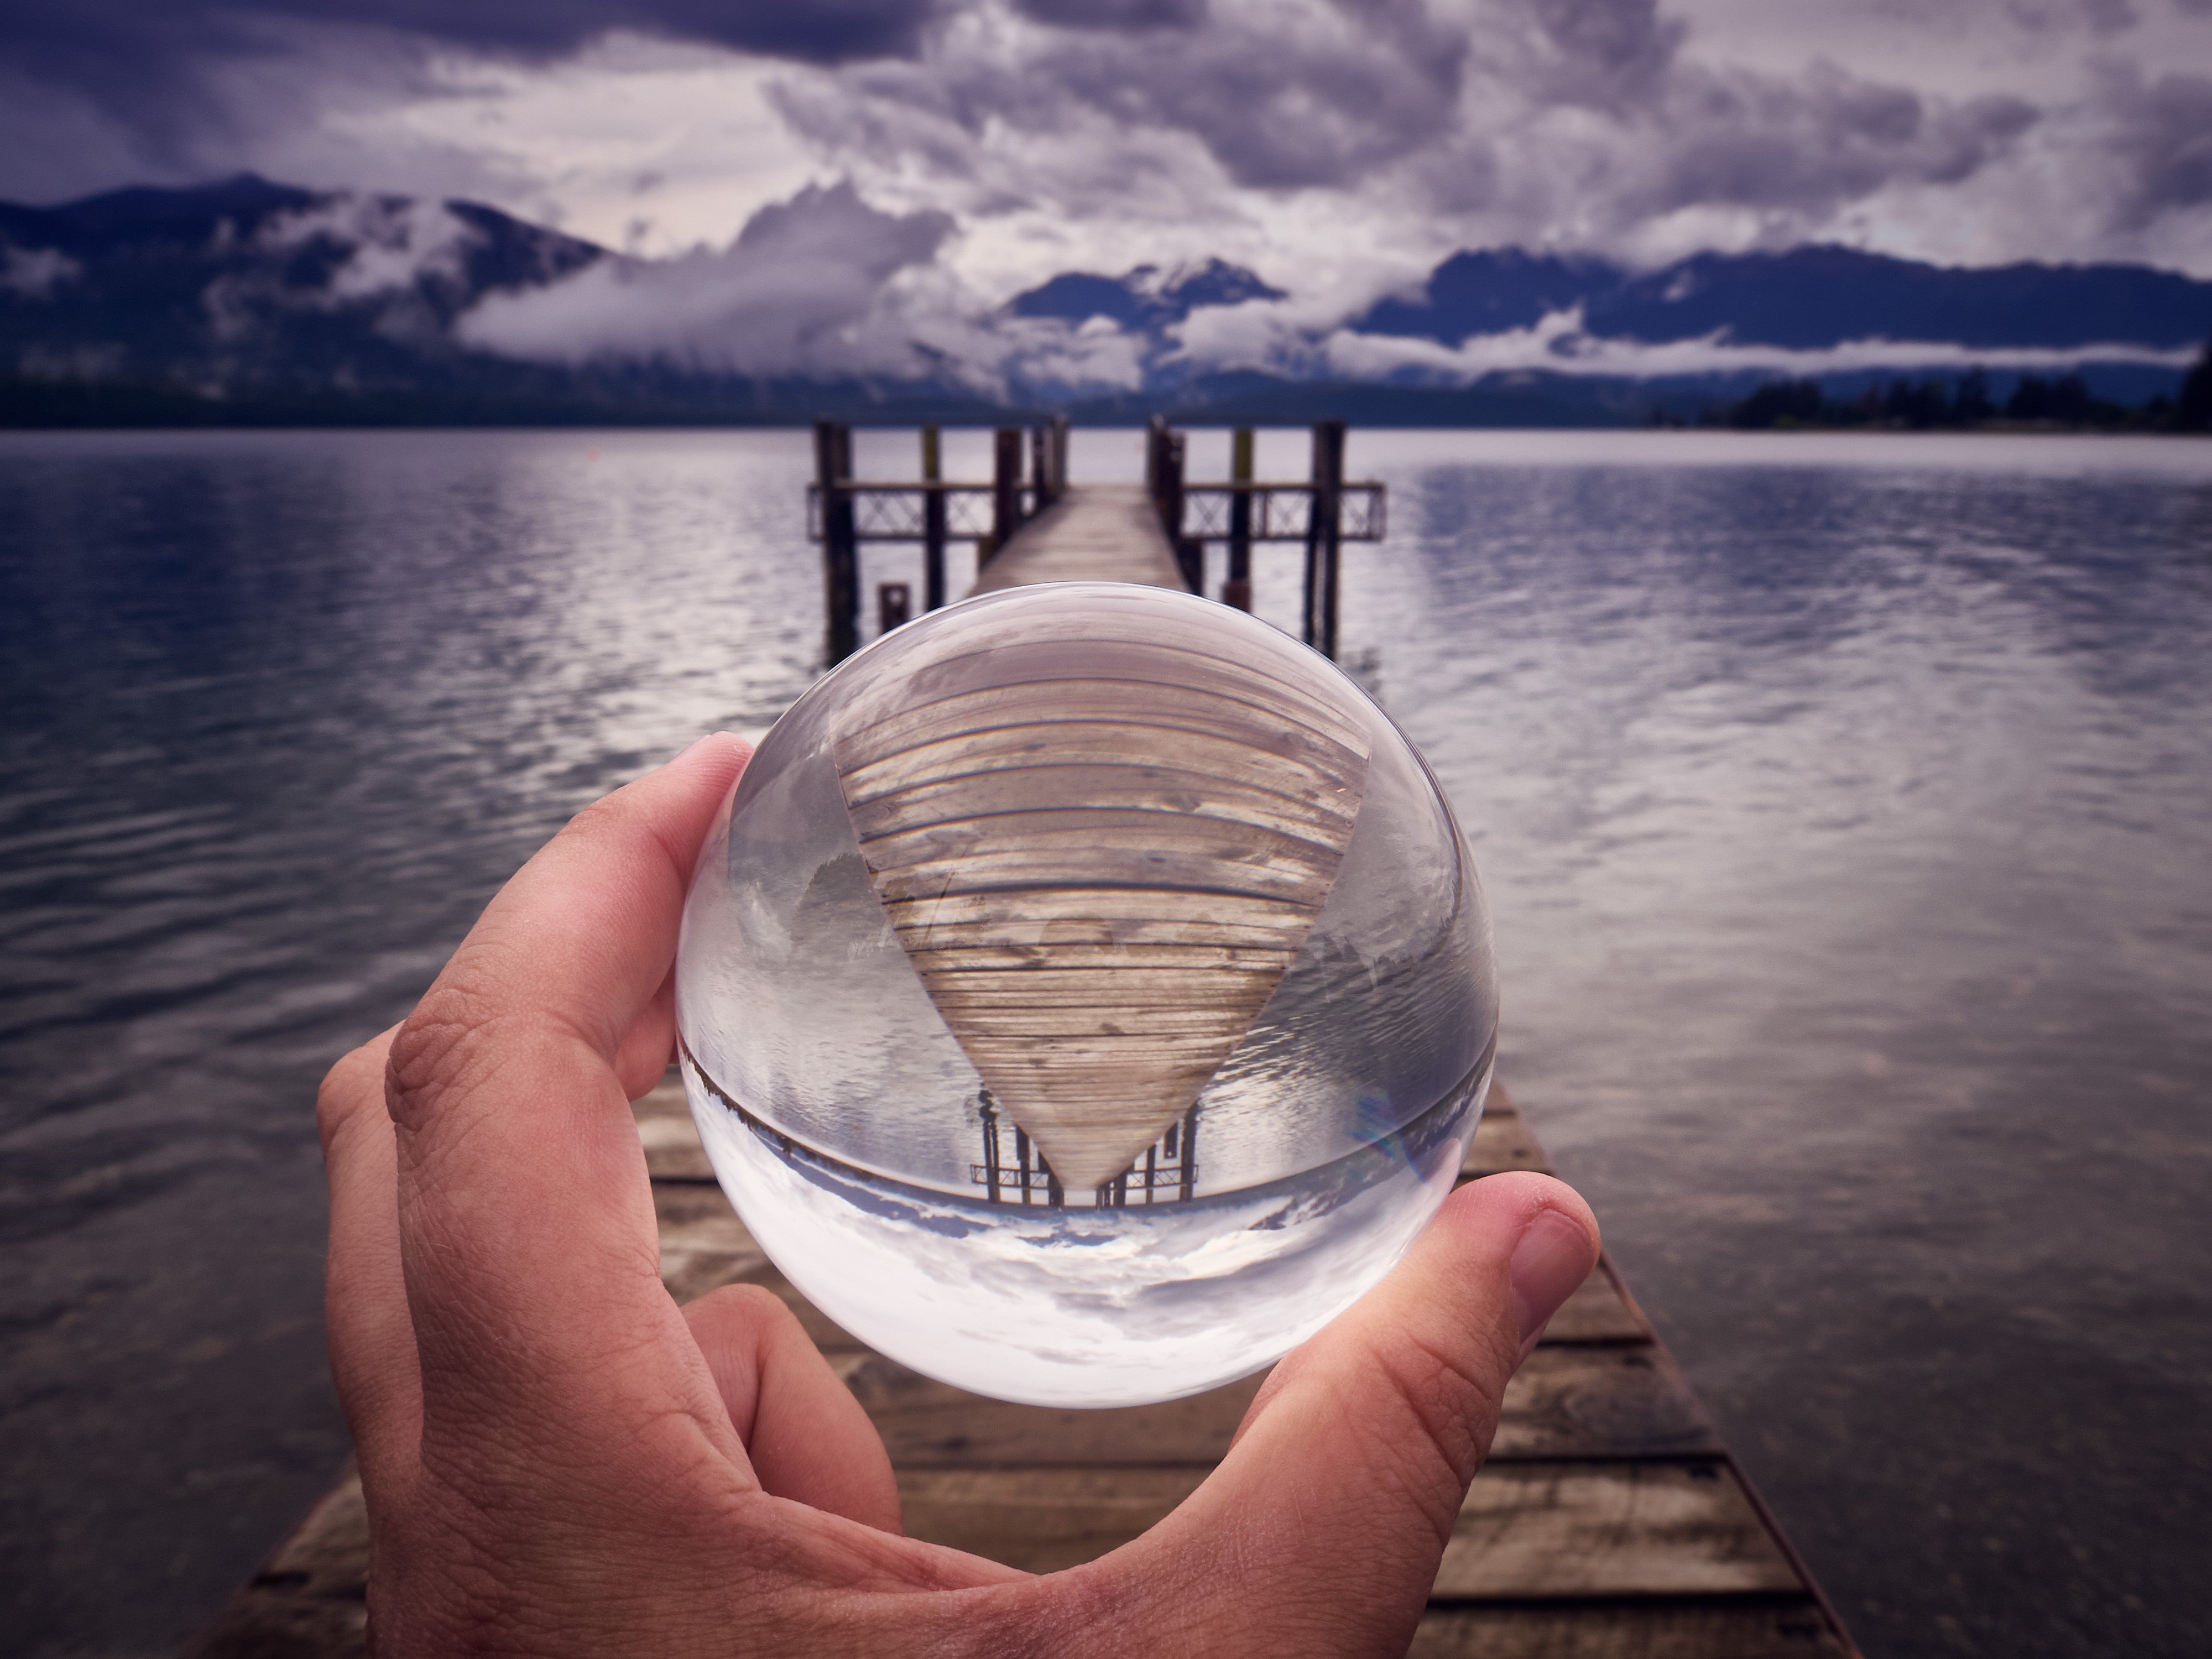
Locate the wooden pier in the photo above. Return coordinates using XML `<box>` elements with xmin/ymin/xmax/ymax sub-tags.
<box><xmin>183</xmin><ymin>1083</ymin><xmax>1856</xmax><ymax>1658</ymax></box>
<box><xmin>184</xmin><ymin>425</ymin><xmax>1858</xmax><ymax>1658</ymax></box>
<box><xmin>968</xmin><ymin>483</ymin><xmax>1186</xmax><ymax>594</ymax></box>
<box><xmin>808</xmin><ymin>418</ymin><xmax>1386</xmax><ymax>664</ymax></box>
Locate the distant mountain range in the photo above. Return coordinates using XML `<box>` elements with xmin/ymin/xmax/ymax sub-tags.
<box><xmin>1351</xmin><ymin>245</ymin><xmax>2212</xmax><ymax>352</ymax></box>
<box><xmin>1010</xmin><ymin>259</ymin><xmax>1288</xmax><ymax>334</ymax></box>
<box><xmin>2</xmin><ymin>175</ymin><xmax>2207</xmax><ymax>427</ymax></box>
<box><xmin>0</xmin><ymin>175</ymin><xmax>597</xmax><ymax>394</ymax></box>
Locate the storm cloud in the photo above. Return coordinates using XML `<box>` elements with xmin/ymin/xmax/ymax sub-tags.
<box><xmin>1</xmin><ymin>0</ymin><xmax>2208</xmax><ymax>368</ymax></box>
<box><xmin>457</xmin><ymin>180</ymin><xmax>980</xmax><ymax>379</ymax></box>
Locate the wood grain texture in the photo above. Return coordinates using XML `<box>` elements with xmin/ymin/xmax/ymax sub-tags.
<box><xmin>1463</xmin><ymin>1105</ymin><xmax>1552</xmax><ymax>1178</ymax></box>
<box><xmin>1542</xmin><ymin>1265</ymin><xmax>1652</xmax><ymax>1344</ymax></box>
<box><xmin>896</xmin><ymin>1467</ymin><xmax>1206</xmax><ymax>1573</ymax></box>
<box><xmin>835</xmin><ymin>1354</ymin><xmax>1265</xmax><ymax>1467</ymax></box>
<box><xmin>895</xmin><ymin>1460</ymin><xmax>1802</xmax><ymax>1597</ymax></box>
<box><xmin>967</xmin><ymin>484</ymin><xmax>1188</xmax><ymax>594</ymax></box>
<box><xmin>826</xmin><ymin>1342</ymin><xmax>1714</xmax><ymax>1469</ymax></box>
<box><xmin>831</xmin><ymin>612</ymin><xmax>1372</xmax><ymax>1190</ymax></box>
<box><xmin>1434</xmin><ymin>1463</ymin><xmax>1804</xmax><ymax>1599</ymax></box>
<box><xmin>1408</xmin><ymin>1598</ymin><xmax>1849</xmax><ymax>1658</ymax></box>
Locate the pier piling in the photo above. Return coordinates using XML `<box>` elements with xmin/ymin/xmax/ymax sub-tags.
<box><xmin>1225</xmin><ymin>427</ymin><xmax>1254</xmax><ymax>612</ymax></box>
<box><xmin>920</xmin><ymin>424</ymin><xmax>947</xmax><ymax>612</ymax></box>
<box><xmin>813</xmin><ymin>419</ymin><xmax>859</xmax><ymax>666</ymax></box>
<box><xmin>1304</xmin><ymin>419</ymin><xmax>1344</xmax><ymax>658</ymax></box>
<box><xmin>991</xmin><ymin>427</ymin><xmax>1023</xmax><ymax>557</ymax></box>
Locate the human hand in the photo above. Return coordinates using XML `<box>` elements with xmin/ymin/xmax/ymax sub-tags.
<box><xmin>319</xmin><ymin>733</ymin><xmax>1601</xmax><ymax>1657</ymax></box>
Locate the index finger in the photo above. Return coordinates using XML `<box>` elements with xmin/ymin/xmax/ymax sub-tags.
<box><xmin>384</xmin><ymin>734</ymin><xmax>749</xmax><ymax>1433</ymax></box>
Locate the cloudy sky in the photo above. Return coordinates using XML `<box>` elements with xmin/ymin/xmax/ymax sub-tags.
<box><xmin>2</xmin><ymin>1</ymin><xmax>2208</xmax><ymax>393</ymax></box>
<box><xmin>4</xmin><ymin>0</ymin><xmax>2209</xmax><ymax>298</ymax></box>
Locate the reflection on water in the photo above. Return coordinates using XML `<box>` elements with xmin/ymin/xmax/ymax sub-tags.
<box><xmin>2</xmin><ymin>429</ymin><xmax>2209</xmax><ymax>1657</ymax></box>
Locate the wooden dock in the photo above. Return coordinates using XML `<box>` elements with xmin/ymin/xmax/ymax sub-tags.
<box><xmin>969</xmin><ymin>483</ymin><xmax>1189</xmax><ymax>594</ymax></box>
<box><xmin>809</xmin><ymin>418</ymin><xmax>1384</xmax><ymax>662</ymax></box>
<box><xmin>183</xmin><ymin>1083</ymin><xmax>1855</xmax><ymax>1658</ymax></box>
<box><xmin>184</xmin><ymin>448</ymin><xmax>1858</xmax><ymax>1657</ymax></box>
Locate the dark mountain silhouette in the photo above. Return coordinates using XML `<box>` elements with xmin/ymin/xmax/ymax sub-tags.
<box><xmin>1009</xmin><ymin>258</ymin><xmax>1287</xmax><ymax>334</ymax></box>
<box><xmin>1354</xmin><ymin>249</ymin><xmax>1621</xmax><ymax>342</ymax></box>
<box><xmin>1353</xmin><ymin>243</ymin><xmax>2212</xmax><ymax>351</ymax></box>
<box><xmin>0</xmin><ymin>173</ymin><xmax>604</xmax><ymax>397</ymax></box>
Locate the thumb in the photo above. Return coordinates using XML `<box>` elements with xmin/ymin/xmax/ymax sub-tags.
<box><xmin>1086</xmin><ymin>1172</ymin><xmax>1599</xmax><ymax>1658</ymax></box>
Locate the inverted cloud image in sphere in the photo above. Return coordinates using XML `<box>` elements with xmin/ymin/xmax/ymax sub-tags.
<box><xmin>676</xmin><ymin>582</ymin><xmax>1498</xmax><ymax>1406</ymax></box>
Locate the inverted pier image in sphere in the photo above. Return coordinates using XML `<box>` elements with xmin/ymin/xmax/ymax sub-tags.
<box><xmin>675</xmin><ymin>582</ymin><xmax>1497</xmax><ymax>1406</ymax></box>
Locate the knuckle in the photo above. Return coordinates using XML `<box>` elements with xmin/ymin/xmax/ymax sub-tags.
<box><xmin>1368</xmin><ymin>1328</ymin><xmax>1507</xmax><ymax>1525</ymax></box>
<box><xmin>717</xmin><ymin>1281</ymin><xmax>795</xmax><ymax>1327</ymax></box>
<box><xmin>384</xmin><ymin>972</ymin><xmax>504</xmax><ymax>1134</ymax></box>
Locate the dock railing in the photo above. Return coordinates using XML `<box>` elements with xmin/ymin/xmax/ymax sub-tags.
<box><xmin>809</xmin><ymin>416</ymin><xmax>1069</xmax><ymax>664</ymax></box>
<box><xmin>807</xmin><ymin>416</ymin><xmax>1383</xmax><ymax>664</ymax></box>
<box><xmin>1142</xmin><ymin>416</ymin><xmax>1385</xmax><ymax>660</ymax></box>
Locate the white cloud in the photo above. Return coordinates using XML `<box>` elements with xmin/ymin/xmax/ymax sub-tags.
<box><xmin>1168</xmin><ymin>293</ymin><xmax>2198</xmax><ymax>383</ymax></box>
<box><xmin>456</xmin><ymin>180</ymin><xmax>1000</xmax><ymax>381</ymax></box>
<box><xmin>7</xmin><ymin>0</ymin><xmax>2209</xmax><ymax>340</ymax></box>
<box><xmin>0</xmin><ymin>245</ymin><xmax>80</xmax><ymax>297</ymax></box>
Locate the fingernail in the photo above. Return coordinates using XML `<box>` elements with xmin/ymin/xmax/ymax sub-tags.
<box><xmin>1510</xmin><ymin>1210</ymin><xmax>1594</xmax><ymax>1359</ymax></box>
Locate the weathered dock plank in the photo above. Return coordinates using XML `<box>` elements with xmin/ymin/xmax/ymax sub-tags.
<box><xmin>187</xmin><ymin>1080</ymin><xmax>1856</xmax><ymax>1657</ymax></box>
<box><xmin>827</xmin><ymin>1340</ymin><xmax>1719</xmax><ymax>1470</ymax></box>
<box><xmin>1463</xmin><ymin>1100</ymin><xmax>1553</xmax><ymax>1176</ymax></box>
<box><xmin>967</xmin><ymin>484</ymin><xmax>1190</xmax><ymax>595</ymax></box>
<box><xmin>179</xmin><ymin>1474</ymin><xmax>368</xmax><ymax>1659</ymax></box>
<box><xmin>1407</xmin><ymin>1600</ymin><xmax>1850</xmax><ymax>1658</ymax></box>
<box><xmin>1433</xmin><ymin>1462</ymin><xmax>1802</xmax><ymax>1599</ymax></box>
<box><xmin>892</xmin><ymin>1458</ymin><xmax>1799</xmax><ymax>1598</ymax></box>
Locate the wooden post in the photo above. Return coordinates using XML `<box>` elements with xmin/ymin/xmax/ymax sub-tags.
<box><xmin>1030</xmin><ymin>424</ymin><xmax>1049</xmax><ymax>510</ymax></box>
<box><xmin>1225</xmin><ymin>426</ymin><xmax>1254</xmax><ymax>611</ymax></box>
<box><xmin>1051</xmin><ymin>415</ymin><xmax>1070</xmax><ymax>502</ymax></box>
<box><xmin>815</xmin><ymin>419</ymin><xmax>859</xmax><ymax>665</ymax></box>
<box><xmin>920</xmin><ymin>423</ymin><xmax>946</xmax><ymax>611</ymax></box>
<box><xmin>1303</xmin><ymin>419</ymin><xmax>1344</xmax><ymax>658</ymax></box>
<box><xmin>1161</xmin><ymin>428</ymin><xmax>1202</xmax><ymax>592</ymax></box>
<box><xmin>1161</xmin><ymin>429</ymin><xmax>1184</xmax><ymax>540</ymax></box>
<box><xmin>878</xmin><ymin>581</ymin><xmax>911</xmax><ymax>633</ymax></box>
<box><xmin>990</xmin><ymin>426</ymin><xmax>1022</xmax><ymax>557</ymax></box>
<box><xmin>979</xmin><ymin>1093</ymin><xmax>1001</xmax><ymax>1204</ymax></box>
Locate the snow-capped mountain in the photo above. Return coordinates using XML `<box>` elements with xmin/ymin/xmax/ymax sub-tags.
<box><xmin>0</xmin><ymin>174</ymin><xmax>602</xmax><ymax>394</ymax></box>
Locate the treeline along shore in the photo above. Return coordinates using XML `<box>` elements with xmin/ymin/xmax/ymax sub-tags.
<box><xmin>1702</xmin><ymin>340</ymin><xmax>2212</xmax><ymax>432</ymax></box>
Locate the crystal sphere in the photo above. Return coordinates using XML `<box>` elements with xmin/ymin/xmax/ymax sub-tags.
<box><xmin>675</xmin><ymin>582</ymin><xmax>1496</xmax><ymax>1407</ymax></box>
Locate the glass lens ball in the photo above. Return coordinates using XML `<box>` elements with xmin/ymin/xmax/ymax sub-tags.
<box><xmin>675</xmin><ymin>582</ymin><xmax>1496</xmax><ymax>1407</ymax></box>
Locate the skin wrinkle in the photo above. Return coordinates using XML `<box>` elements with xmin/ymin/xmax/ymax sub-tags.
<box><xmin>1394</xmin><ymin>1317</ymin><xmax>1512</xmax><ymax>1461</ymax></box>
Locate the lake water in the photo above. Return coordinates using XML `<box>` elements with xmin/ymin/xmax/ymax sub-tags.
<box><xmin>3</xmin><ymin>427</ymin><xmax>2208</xmax><ymax>1657</ymax></box>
